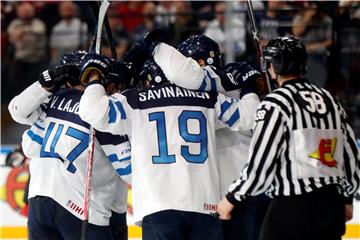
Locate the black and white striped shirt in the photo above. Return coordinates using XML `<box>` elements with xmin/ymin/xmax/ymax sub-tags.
<box><xmin>226</xmin><ymin>78</ymin><xmax>360</xmax><ymax>204</ymax></box>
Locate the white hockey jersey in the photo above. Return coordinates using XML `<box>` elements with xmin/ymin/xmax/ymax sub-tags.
<box><xmin>79</xmin><ymin>81</ymin><xmax>259</xmax><ymax>225</ymax></box>
<box><xmin>10</xmin><ymin>82</ymin><xmax>130</xmax><ymax>226</ymax></box>
<box><xmin>152</xmin><ymin>43</ymin><xmax>258</xmax><ymax>195</ymax></box>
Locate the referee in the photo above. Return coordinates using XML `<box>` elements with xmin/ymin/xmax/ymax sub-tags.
<box><xmin>217</xmin><ymin>36</ymin><xmax>360</xmax><ymax>240</ymax></box>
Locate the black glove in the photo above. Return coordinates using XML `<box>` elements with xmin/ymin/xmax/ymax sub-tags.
<box><xmin>54</xmin><ymin>63</ymin><xmax>81</xmax><ymax>87</ymax></box>
<box><xmin>143</xmin><ymin>28</ymin><xmax>170</xmax><ymax>54</ymax></box>
<box><xmin>38</xmin><ymin>69</ymin><xmax>65</xmax><ymax>90</ymax></box>
<box><xmin>219</xmin><ymin>62</ymin><xmax>260</xmax><ymax>96</ymax></box>
<box><xmin>123</xmin><ymin>42</ymin><xmax>149</xmax><ymax>69</ymax></box>
<box><xmin>106</xmin><ymin>59</ymin><xmax>132</xmax><ymax>87</ymax></box>
<box><xmin>224</xmin><ymin>62</ymin><xmax>260</xmax><ymax>88</ymax></box>
<box><xmin>79</xmin><ymin>52</ymin><xmax>111</xmax><ymax>85</ymax></box>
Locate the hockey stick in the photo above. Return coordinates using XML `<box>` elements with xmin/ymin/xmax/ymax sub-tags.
<box><xmin>81</xmin><ymin>1</ymin><xmax>110</xmax><ymax>240</ymax></box>
<box><xmin>89</xmin><ymin>1</ymin><xmax>117</xmax><ymax>58</ymax></box>
<box><xmin>246</xmin><ymin>0</ymin><xmax>272</xmax><ymax>93</ymax></box>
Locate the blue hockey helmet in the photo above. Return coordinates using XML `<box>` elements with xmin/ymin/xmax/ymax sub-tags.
<box><xmin>177</xmin><ymin>35</ymin><xmax>221</xmax><ymax>69</ymax></box>
<box><xmin>138</xmin><ymin>58</ymin><xmax>167</xmax><ymax>87</ymax></box>
<box><xmin>264</xmin><ymin>35</ymin><xmax>307</xmax><ymax>75</ymax></box>
<box><xmin>59</xmin><ymin>50</ymin><xmax>87</xmax><ymax>66</ymax></box>
<box><xmin>57</xmin><ymin>50</ymin><xmax>87</xmax><ymax>87</ymax></box>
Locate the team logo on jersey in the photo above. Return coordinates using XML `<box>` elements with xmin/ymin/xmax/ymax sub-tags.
<box><xmin>308</xmin><ymin>138</ymin><xmax>337</xmax><ymax>167</ymax></box>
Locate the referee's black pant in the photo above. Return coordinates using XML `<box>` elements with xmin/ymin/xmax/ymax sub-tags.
<box><xmin>259</xmin><ymin>185</ymin><xmax>346</xmax><ymax>240</ymax></box>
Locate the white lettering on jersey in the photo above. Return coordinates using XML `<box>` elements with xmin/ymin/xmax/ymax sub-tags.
<box><xmin>139</xmin><ymin>86</ymin><xmax>210</xmax><ymax>102</ymax></box>
<box><xmin>57</xmin><ymin>99</ymin><xmax>65</xmax><ymax>111</ymax></box>
<box><xmin>139</xmin><ymin>92</ymin><xmax>146</xmax><ymax>101</ymax></box>
<box><xmin>50</xmin><ymin>98</ymin><xmax>80</xmax><ymax>114</ymax></box>
<box><xmin>50</xmin><ymin>96</ymin><xmax>59</xmax><ymax>108</ymax></box>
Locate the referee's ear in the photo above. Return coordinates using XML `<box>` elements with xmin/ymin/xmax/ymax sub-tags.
<box><xmin>267</xmin><ymin>63</ymin><xmax>277</xmax><ymax>81</ymax></box>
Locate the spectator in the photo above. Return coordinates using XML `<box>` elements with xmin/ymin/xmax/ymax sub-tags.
<box><xmin>168</xmin><ymin>1</ymin><xmax>200</xmax><ymax>45</ymax></box>
<box><xmin>258</xmin><ymin>1</ymin><xmax>292</xmax><ymax>47</ymax></box>
<box><xmin>204</xmin><ymin>1</ymin><xmax>247</xmax><ymax>61</ymax></box>
<box><xmin>190</xmin><ymin>2</ymin><xmax>216</xmax><ymax>28</ymax></box>
<box><xmin>292</xmin><ymin>1</ymin><xmax>332</xmax><ymax>88</ymax></box>
<box><xmin>101</xmin><ymin>10</ymin><xmax>130</xmax><ymax>60</ymax></box>
<box><xmin>6</xmin><ymin>2</ymin><xmax>48</xmax><ymax>103</ymax></box>
<box><xmin>155</xmin><ymin>2</ymin><xmax>176</xmax><ymax>28</ymax></box>
<box><xmin>49</xmin><ymin>1</ymin><xmax>88</xmax><ymax>64</ymax></box>
<box><xmin>337</xmin><ymin>0</ymin><xmax>360</xmax><ymax>93</ymax></box>
<box><xmin>132</xmin><ymin>2</ymin><xmax>160</xmax><ymax>43</ymax></box>
<box><xmin>116</xmin><ymin>1</ymin><xmax>144</xmax><ymax>33</ymax></box>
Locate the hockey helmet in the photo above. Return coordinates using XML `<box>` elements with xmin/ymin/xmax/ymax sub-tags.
<box><xmin>177</xmin><ymin>35</ymin><xmax>221</xmax><ymax>69</ymax></box>
<box><xmin>263</xmin><ymin>35</ymin><xmax>307</xmax><ymax>75</ymax></box>
<box><xmin>138</xmin><ymin>58</ymin><xmax>167</xmax><ymax>87</ymax></box>
<box><xmin>59</xmin><ymin>50</ymin><xmax>87</xmax><ymax>66</ymax></box>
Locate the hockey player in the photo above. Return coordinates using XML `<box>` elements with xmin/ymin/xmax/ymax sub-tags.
<box><xmin>77</xmin><ymin>29</ymin><xmax>260</xmax><ymax>239</ymax></box>
<box><xmin>171</xmin><ymin>35</ymin><xmax>271</xmax><ymax>240</ymax></box>
<box><xmin>9</xmin><ymin>52</ymin><xmax>130</xmax><ymax>240</ymax></box>
<box><xmin>217</xmin><ymin>36</ymin><xmax>360</xmax><ymax>240</ymax></box>
<box><xmin>125</xmin><ymin>31</ymin><xmax>266</xmax><ymax>240</ymax></box>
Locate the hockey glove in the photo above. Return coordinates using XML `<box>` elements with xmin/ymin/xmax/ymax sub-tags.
<box><xmin>80</xmin><ymin>52</ymin><xmax>111</xmax><ymax>85</ymax></box>
<box><xmin>106</xmin><ymin>59</ymin><xmax>132</xmax><ymax>87</ymax></box>
<box><xmin>223</xmin><ymin>62</ymin><xmax>260</xmax><ymax>96</ymax></box>
<box><xmin>55</xmin><ymin>63</ymin><xmax>81</xmax><ymax>87</ymax></box>
<box><xmin>143</xmin><ymin>28</ymin><xmax>170</xmax><ymax>55</ymax></box>
<box><xmin>123</xmin><ymin>42</ymin><xmax>150</xmax><ymax>76</ymax></box>
<box><xmin>38</xmin><ymin>69</ymin><xmax>65</xmax><ymax>91</ymax></box>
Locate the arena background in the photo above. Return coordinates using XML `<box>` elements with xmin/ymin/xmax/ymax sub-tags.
<box><xmin>1</xmin><ymin>1</ymin><xmax>359</xmax><ymax>239</ymax></box>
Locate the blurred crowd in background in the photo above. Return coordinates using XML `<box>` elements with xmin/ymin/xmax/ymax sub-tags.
<box><xmin>1</xmin><ymin>0</ymin><xmax>360</xmax><ymax>138</ymax></box>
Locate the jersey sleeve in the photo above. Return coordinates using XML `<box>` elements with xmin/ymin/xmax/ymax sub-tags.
<box><xmin>79</xmin><ymin>83</ymin><xmax>132</xmax><ymax>136</ymax></box>
<box><xmin>226</xmin><ymin>100</ymin><xmax>285</xmax><ymax>204</ymax></box>
<box><xmin>8</xmin><ymin>81</ymin><xmax>52</xmax><ymax>125</ymax></box>
<box><xmin>338</xmin><ymin>103</ymin><xmax>360</xmax><ymax>203</ymax></box>
<box><xmin>215</xmin><ymin>92</ymin><xmax>260</xmax><ymax>134</ymax></box>
<box><xmin>21</xmin><ymin>116</ymin><xmax>45</xmax><ymax>159</ymax></box>
<box><xmin>96</xmin><ymin>131</ymin><xmax>132</xmax><ymax>184</ymax></box>
<box><xmin>153</xmin><ymin>43</ymin><xmax>237</xmax><ymax>93</ymax></box>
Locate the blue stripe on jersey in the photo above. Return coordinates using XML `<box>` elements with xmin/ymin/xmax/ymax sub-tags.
<box><xmin>218</xmin><ymin>100</ymin><xmax>232</xmax><ymax>120</ymax></box>
<box><xmin>108</xmin><ymin>154</ymin><xmax>131</xmax><ymax>163</ymax></box>
<box><xmin>205</xmin><ymin>69</ymin><xmax>216</xmax><ymax>91</ymax></box>
<box><xmin>198</xmin><ymin>76</ymin><xmax>207</xmax><ymax>91</ymax></box>
<box><xmin>27</xmin><ymin>130</ymin><xmax>43</xmax><ymax>144</ymax></box>
<box><xmin>108</xmin><ymin>101</ymin><xmax>116</xmax><ymax>123</ymax></box>
<box><xmin>226</xmin><ymin>109</ymin><xmax>240</xmax><ymax>127</ymax></box>
<box><xmin>34</xmin><ymin>122</ymin><xmax>45</xmax><ymax>131</ymax></box>
<box><xmin>116</xmin><ymin>165</ymin><xmax>132</xmax><ymax>176</ymax></box>
<box><xmin>114</xmin><ymin>101</ymin><xmax>127</xmax><ymax>119</ymax></box>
